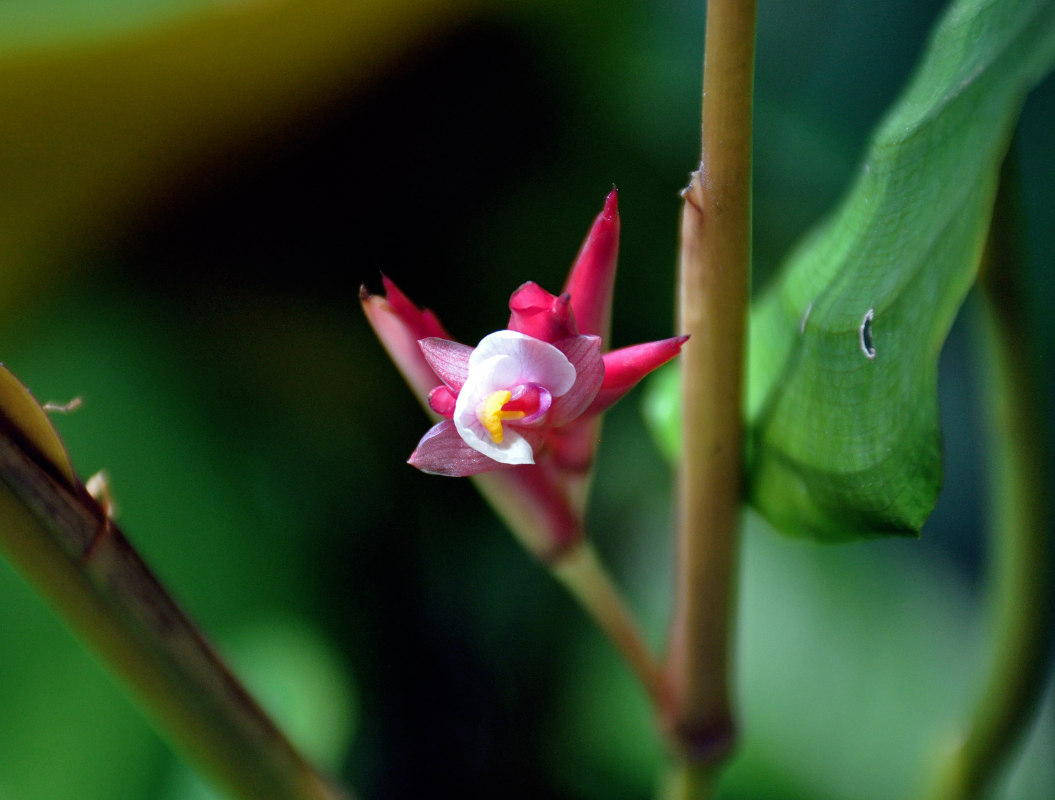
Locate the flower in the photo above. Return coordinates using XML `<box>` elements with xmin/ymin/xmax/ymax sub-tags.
<box><xmin>409</xmin><ymin>329</ymin><xmax>604</xmax><ymax>475</ymax></box>
<box><xmin>362</xmin><ymin>189</ymin><xmax>686</xmax><ymax>558</ymax></box>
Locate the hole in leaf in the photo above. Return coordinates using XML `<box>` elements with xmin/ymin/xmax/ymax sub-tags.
<box><xmin>860</xmin><ymin>308</ymin><xmax>876</xmax><ymax>360</ymax></box>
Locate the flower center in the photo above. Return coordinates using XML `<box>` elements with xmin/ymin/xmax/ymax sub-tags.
<box><xmin>477</xmin><ymin>390</ymin><xmax>526</xmax><ymax>444</ymax></box>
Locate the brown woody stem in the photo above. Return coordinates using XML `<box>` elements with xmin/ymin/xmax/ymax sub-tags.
<box><xmin>0</xmin><ymin>420</ymin><xmax>350</xmax><ymax>800</ymax></box>
<box><xmin>666</xmin><ymin>0</ymin><xmax>756</xmax><ymax>777</ymax></box>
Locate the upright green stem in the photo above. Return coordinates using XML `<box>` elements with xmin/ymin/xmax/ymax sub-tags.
<box><xmin>0</xmin><ymin>422</ymin><xmax>350</xmax><ymax>800</ymax></box>
<box><xmin>925</xmin><ymin>157</ymin><xmax>1052</xmax><ymax>799</ymax></box>
<box><xmin>667</xmin><ymin>0</ymin><xmax>755</xmax><ymax>772</ymax></box>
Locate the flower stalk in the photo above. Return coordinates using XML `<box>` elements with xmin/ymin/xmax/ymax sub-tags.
<box><xmin>552</xmin><ymin>542</ymin><xmax>669</xmax><ymax>710</ymax></box>
<box><xmin>362</xmin><ymin>190</ymin><xmax>685</xmax><ymax>708</ymax></box>
<box><xmin>666</xmin><ymin>0</ymin><xmax>756</xmax><ymax>776</ymax></box>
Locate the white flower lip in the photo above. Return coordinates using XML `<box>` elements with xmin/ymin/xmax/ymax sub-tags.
<box><xmin>453</xmin><ymin>331</ymin><xmax>576</xmax><ymax>464</ymax></box>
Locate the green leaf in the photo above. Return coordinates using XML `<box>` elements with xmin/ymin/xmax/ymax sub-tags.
<box><xmin>748</xmin><ymin>0</ymin><xmax>1055</xmax><ymax>540</ymax></box>
<box><xmin>646</xmin><ymin>0</ymin><xmax>1055</xmax><ymax>541</ymax></box>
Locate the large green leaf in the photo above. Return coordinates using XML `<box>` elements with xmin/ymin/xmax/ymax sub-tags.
<box><xmin>747</xmin><ymin>0</ymin><xmax>1055</xmax><ymax>540</ymax></box>
<box><xmin>645</xmin><ymin>0</ymin><xmax>1055</xmax><ymax>541</ymax></box>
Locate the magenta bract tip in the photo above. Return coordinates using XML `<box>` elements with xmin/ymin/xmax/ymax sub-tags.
<box><xmin>562</xmin><ymin>192</ymin><xmax>620</xmax><ymax>344</ymax></box>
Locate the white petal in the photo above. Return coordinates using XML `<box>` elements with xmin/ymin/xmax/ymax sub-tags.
<box><xmin>476</xmin><ymin>354</ymin><xmax>522</xmax><ymax>391</ymax></box>
<box><xmin>452</xmin><ymin>330</ymin><xmax>576</xmax><ymax>462</ymax></box>
<box><xmin>456</xmin><ymin>425</ymin><xmax>535</xmax><ymax>465</ymax></box>
<box><xmin>452</xmin><ymin>355</ymin><xmax>508</xmax><ymax>437</ymax></box>
<box><xmin>468</xmin><ymin>331</ymin><xmax>576</xmax><ymax>396</ymax></box>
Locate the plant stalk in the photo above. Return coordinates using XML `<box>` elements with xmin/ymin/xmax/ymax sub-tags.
<box><xmin>667</xmin><ymin>0</ymin><xmax>756</xmax><ymax>770</ymax></box>
<box><xmin>660</xmin><ymin>762</ymin><xmax>720</xmax><ymax>800</ymax></box>
<box><xmin>925</xmin><ymin>155</ymin><xmax>1052</xmax><ymax>799</ymax></box>
<box><xmin>0</xmin><ymin>420</ymin><xmax>351</xmax><ymax>800</ymax></box>
<box><xmin>552</xmin><ymin>542</ymin><xmax>669</xmax><ymax>711</ymax></box>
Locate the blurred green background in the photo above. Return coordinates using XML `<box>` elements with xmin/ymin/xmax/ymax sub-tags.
<box><xmin>0</xmin><ymin>1</ymin><xmax>1053</xmax><ymax>798</ymax></box>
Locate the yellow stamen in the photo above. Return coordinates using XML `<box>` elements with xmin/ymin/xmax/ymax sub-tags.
<box><xmin>477</xmin><ymin>390</ymin><xmax>526</xmax><ymax>444</ymax></box>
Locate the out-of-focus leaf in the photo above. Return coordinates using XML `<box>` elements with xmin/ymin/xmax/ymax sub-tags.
<box><xmin>549</xmin><ymin>514</ymin><xmax>1055</xmax><ymax>800</ymax></box>
<box><xmin>224</xmin><ymin>617</ymin><xmax>357</xmax><ymax>770</ymax></box>
<box><xmin>646</xmin><ymin>0</ymin><xmax>1055</xmax><ymax>540</ymax></box>
<box><xmin>163</xmin><ymin>616</ymin><xmax>357</xmax><ymax>800</ymax></box>
<box><xmin>640</xmin><ymin>360</ymin><xmax>680</xmax><ymax>465</ymax></box>
<box><xmin>0</xmin><ymin>0</ymin><xmax>476</xmax><ymax>314</ymax></box>
<box><xmin>0</xmin><ymin>2</ymin><xmax>216</xmax><ymax>52</ymax></box>
<box><xmin>0</xmin><ymin>556</ymin><xmax>160</xmax><ymax>800</ymax></box>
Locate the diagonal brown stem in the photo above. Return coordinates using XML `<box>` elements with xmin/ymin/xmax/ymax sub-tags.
<box><xmin>0</xmin><ymin>417</ymin><xmax>351</xmax><ymax>800</ymax></box>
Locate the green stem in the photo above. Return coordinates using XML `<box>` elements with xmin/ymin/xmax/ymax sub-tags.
<box><xmin>667</xmin><ymin>0</ymin><xmax>756</xmax><ymax>764</ymax></box>
<box><xmin>660</xmin><ymin>762</ymin><xmax>719</xmax><ymax>800</ymax></box>
<box><xmin>925</xmin><ymin>155</ymin><xmax>1052</xmax><ymax>798</ymax></box>
<box><xmin>551</xmin><ymin>542</ymin><xmax>669</xmax><ymax>711</ymax></box>
<box><xmin>472</xmin><ymin>469</ymin><xmax>667</xmax><ymax>709</ymax></box>
<box><xmin>0</xmin><ymin>424</ymin><xmax>351</xmax><ymax>800</ymax></box>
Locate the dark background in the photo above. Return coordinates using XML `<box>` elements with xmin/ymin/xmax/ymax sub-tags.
<box><xmin>0</xmin><ymin>1</ymin><xmax>1052</xmax><ymax>798</ymax></box>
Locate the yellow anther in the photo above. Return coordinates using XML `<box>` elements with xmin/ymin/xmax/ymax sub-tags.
<box><xmin>477</xmin><ymin>390</ymin><xmax>526</xmax><ymax>444</ymax></box>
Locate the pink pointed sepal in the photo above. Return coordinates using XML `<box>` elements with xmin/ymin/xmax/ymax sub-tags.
<box><xmin>562</xmin><ymin>187</ymin><xmax>619</xmax><ymax>343</ymax></box>
<box><xmin>360</xmin><ymin>276</ymin><xmax>453</xmax><ymax>406</ymax></box>
<box><xmin>588</xmin><ymin>335</ymin><xmax>689</xmax><ymax>415</ymax></box>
